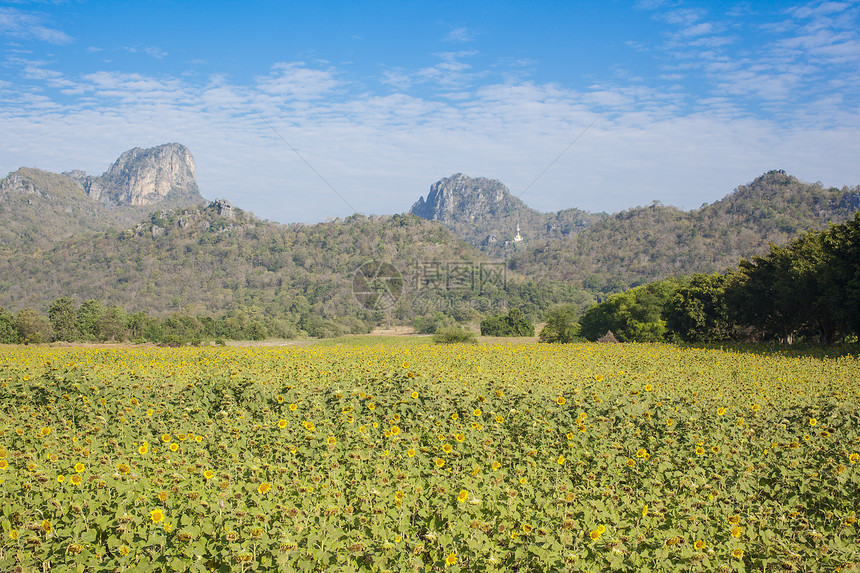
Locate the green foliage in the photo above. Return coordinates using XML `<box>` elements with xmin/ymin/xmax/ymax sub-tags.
<box><xmin>579</xmin><ymin>280</ymin><xmax>678</xmax><ymax>342</ymax></box>
<box><xmin>821</xmin><ymin>212</ymin><xmax>860</xmax><ymax>337</ymax></box>
<box><xmin>412</xmin><ymin>312</ymin><xmax>456</xmax><ymax>334</ymax></box>
<box><xmin>727</xmin><ymin>213</ymin><xmax>860</xmax><ymax>343</ymax></box>
<box><xmin>432</xmin><ymin>325</ymin><xmax>478</xmax><ymax>344</ymax></box>
<box><xmin>480</xmin><ymin>308</ymin><xmax>534</xmax><ymax>337</ymax></box>
<box><xmin>509</xmin><ymin>171</ymin><xmax>860</xmax><ymax>295</ymax></box>
<box><xmin>590</xmin><ymin>213</ymin><xmax>860</xmax><ymax>345</ymax></box>
<box><xmin>665</xmin><ymin>273</ymin><xmax>736</xmax><ymax>342</ymax></box>
<box><xmin>15</xmin><ymin>307</ymin><xmax>52</xmax><ymax>344</ymax></box>
<box><xmin>48</xmin><ymin>297</ymin><xmax>79</xmax><ymax>341</ymax></box>
<box><xmin>0</xmin><ymin>306</ymin><xmax>20</xmax><ymax>344</ymax></box>
<box><xmin>539</xmin><ymin>305</ymin><xmax>585</xmax><ymax>343</ymax></box>
<box><xmin>76</xmin><ymin>299</ymin><xmax>106</xmax><ymax>341</ymax></box>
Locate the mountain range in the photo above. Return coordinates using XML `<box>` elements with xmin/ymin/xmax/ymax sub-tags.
<box><xmin>409</xmin><ymin>170</ymin><xmax>859</xmax><ymax>292</ymax></box>
<box><xmin>1</xmin><ymin>143</ymin><xmax>858</xmax><ymax>331</ymax></box>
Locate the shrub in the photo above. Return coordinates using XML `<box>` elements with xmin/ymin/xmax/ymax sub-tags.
<box><xmin>480</xmin><ymin>308</ymin><xmax>534</xmax><ymax>337</ymax></box>
<box><xmin>433</xmin><ymin>326</ymin><xmax>478</xmax><ymax>344</ymax></box>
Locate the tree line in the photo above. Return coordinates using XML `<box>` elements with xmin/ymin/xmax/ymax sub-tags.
<box><xmin>542</xmin><ymin>212</ymin><xmax>860</xmax><ymax>345</ymax></box>
<box><xmin>0</xmin><ymin>298</ymin><xmax>307</xmax><ymax>345</ymax></box>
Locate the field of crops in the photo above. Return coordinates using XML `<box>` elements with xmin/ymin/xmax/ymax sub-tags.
<box><xmin>1</xmin><ymin>341</ymin><xmax>858</xmax><ymax>572</ymax></box>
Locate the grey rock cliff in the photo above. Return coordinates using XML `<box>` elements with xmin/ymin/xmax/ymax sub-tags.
<box><xmin>66</xmin><ymin>143</ymin><xmax>201</xmax><ymax>207</ymax></box>
<box><xmin>411</xmin><ymin>173</ymin><xmax>513</xmax><ymax>222</ymax></box>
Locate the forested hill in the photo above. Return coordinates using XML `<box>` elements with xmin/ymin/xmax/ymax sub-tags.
<box><xmin>0</xmin><ymin>143</ymin><xmax>204</xmax><ymax>251</ymax></box>
<box><xmin>0</xmin><ymin>201</ymin><xmax>593</xmax><ymax>336</ymax></box>
<box><xmin>0</xmin><ymin>167</ymin><xmax>158</xmax><ymax>251</ymax></box>
<box><xmin>508</xmin><ymin>170</ymin><xmax>860</xmax><ymax>293</ymax></box>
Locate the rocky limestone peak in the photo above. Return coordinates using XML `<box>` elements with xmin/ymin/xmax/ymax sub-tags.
<box><xmin>71</xmin><ymin>143</ymin><xmax>202</xmax><ymax>207</ymax></box>
<box><xmin>410</xmin><ymin>173</ymin><xmax>513</xmax><ymax>222</ymax></box>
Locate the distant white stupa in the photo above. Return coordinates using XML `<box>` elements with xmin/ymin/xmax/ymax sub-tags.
<box><xmin>514</xmin><ymin>222</ymin><xmax>523</xmax><ymax>242</ymax></box>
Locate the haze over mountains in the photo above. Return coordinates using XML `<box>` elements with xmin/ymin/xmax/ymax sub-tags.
<box><xmin>1</xmin><ymin>143</ymin><xmax>858</xmax><ymax>328</ymax></box>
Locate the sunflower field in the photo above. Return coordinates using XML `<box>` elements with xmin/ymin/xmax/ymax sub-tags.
<box><xmin>1</xmin><ymin>342</ymin><xmax>858</xmax><ymax>572</ymax></box>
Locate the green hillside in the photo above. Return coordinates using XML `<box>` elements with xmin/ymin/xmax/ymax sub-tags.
<box><xmin>0</xmin><ymin>202</ymin><xmax>592</xmax><ymax>337</ymax></box>
<box><xmin>0</xmin><ymin>168</ymin><xmax>159</xmax><ymax>251</ymax></box>
<box><xmin>508</xmin><ymin>171</ymin><xmax>860</xmax><ymax>293</ymax></box>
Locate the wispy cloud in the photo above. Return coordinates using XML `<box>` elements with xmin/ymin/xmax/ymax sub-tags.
<box><xmin>0</xmin><ymin>7</ymin><xmax>73</xmax><ymax>44</ymax></box>
<box><xmin>638</xmin><ymin>0</ymin><xmax>860</xmax><ymax>119</ymax></box>
<box><xmin>2</xmin><ymin>51</ymin><xmax>858</xmax><ymax>224</ymax></box>
<box><xmin>444</xmin><ymin>27</ymin><xmax>474</xmax><ymax>43</ymax></box>
<box><xmin>255</xmin><ymin>62</ymin><xmax>340</xmax><ymax>100</ymax></box>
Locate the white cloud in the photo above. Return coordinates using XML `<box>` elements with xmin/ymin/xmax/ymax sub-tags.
<box><xmin>0</xmin><ymin>7</ymin><xmax>73</xmax><ymax>44</ymax></box>
<box><xmin>144</xmin><ymin>47</ymin><xmax>168</xmax><ymax>59</ymax></box>
<box><xmin>3</xmin><ymin>55</ymin><xmax>858</xmax><ymax>225</ymax></box>
<box><xmin>445</xmin><ymin>27</ymin><xmax>474</xmax><ymax>43</ymax></box>
<box><xmin>255</xmin><ymin>62</ymin><xmax>340</xmax><ymax>100</ymax></box>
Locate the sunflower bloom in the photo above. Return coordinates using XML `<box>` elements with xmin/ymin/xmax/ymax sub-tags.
<box><xmin>74</xmin><ymin>462</ymin><xmax>86</xmax><ymax>473</ymax></box>
<box><xmin>457</xmin><ymin>490</ymin><xmax>469</xmax><ymax>503</ymax></box>
<box><xmin>445</xmin><ymin>552</ymin><xmax>457</xmax><ymax>566</ymax></box>
<box><xmin>693</xmin><ymin>539</ymin><xmax>706</xmax><ymax>550</ymax></box>
<box><xmin>151</xmin><ymin>509</ymin><xmax>164</xmax><ymax>524</ymax></box>
<box><xmin>258</xmin><ymin>482</ymin><xmax>272</xmax><ymax>495</ymax></box>
<box><xmin>731</xmin><ymin>548</ymin><xmax>744</xmax><ymax>559</ymax></box>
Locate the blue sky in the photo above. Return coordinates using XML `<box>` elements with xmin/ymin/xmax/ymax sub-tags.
<box><xmin>2</xmin><ymin>0</ymin><xmax>859</xmax><ymax>223</ymax></box>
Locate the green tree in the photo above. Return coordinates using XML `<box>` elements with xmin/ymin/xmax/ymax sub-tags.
<box><xmin>0</xmin><ymin>306</ymin><xmax>21</xmax><ymax>344</ymax></box>
<box><xmin>76</xmin><ymin>300</ymin><xmax>106</xmax><ymax>341</ymax></box>
<box><xmin>15</xmin><ymin>308</ymin><xmax>52</xmax><ymax>344</ymax></box>
<box><xmin>48</xmin><ymin>297</ymin><xmax>79</xmax><ymax>341</ymax></box>
<box><xmin>97</xmin><ymin>305</ymin><xmax>129</xmax><ymax>341</ymax></box>
<box><xmin>822</xmin><ymin>212</ymin><xmax>860</xmax><ymax>338</ymax></box>
<box><xmin>727</xmin><ymin>230</ymin><xmax>837</xmax><ymax>343</ymax></box>
<box><xmin>579</xmin><ymin>280</ymin><xmax>677</xmax><ymax>342</ymax></box>
<box><xmin>480</xmin><ymin>308</ymin><xmax>535</xmax><ymax>337</ymax></box>
<box><xmin>665</xmin><ymin>273</ymin><xmax>736</xmax><ymax>342</ymax></box>
<box><xmin>539</xmin><ymin>305</ymin><xmax>584</xmax><ymax>343</ymax></box>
